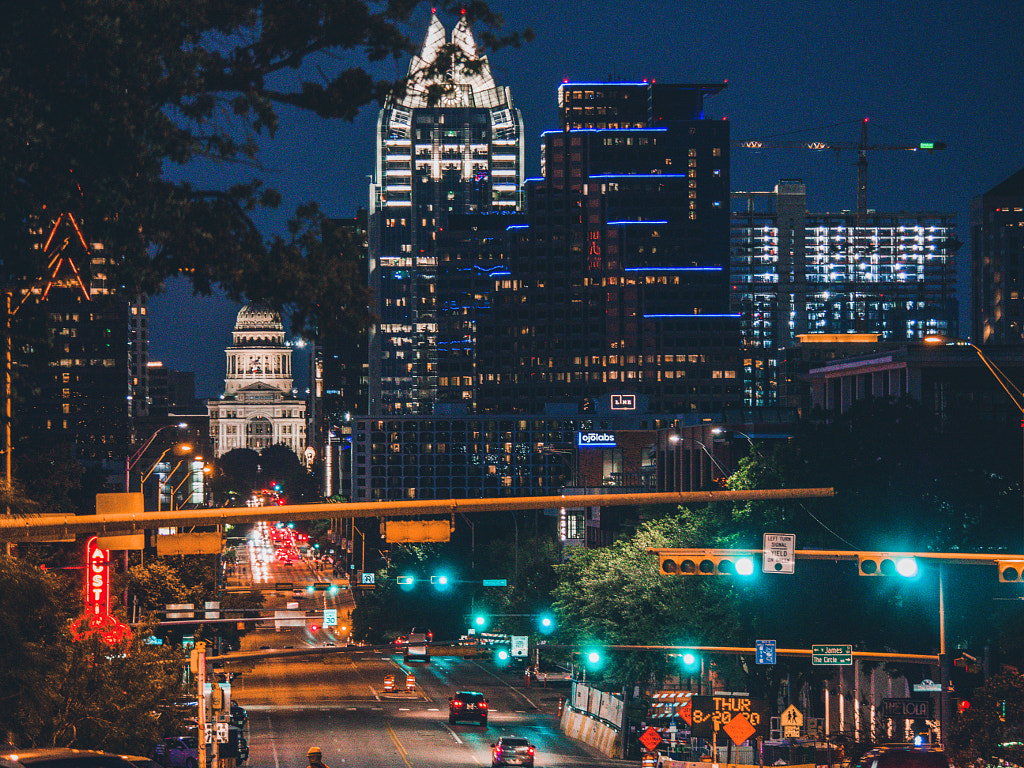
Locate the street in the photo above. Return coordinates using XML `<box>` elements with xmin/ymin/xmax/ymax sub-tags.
<box><xmin>224</xmin><ymin>539</ymin><xmax>621</xmax><ymax>768</ymax></box>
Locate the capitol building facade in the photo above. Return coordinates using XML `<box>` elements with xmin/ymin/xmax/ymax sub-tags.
<box><xmin>207</xmin><ymin>303</ymin><xmax>307</xmax><ymax>459</ymax></box>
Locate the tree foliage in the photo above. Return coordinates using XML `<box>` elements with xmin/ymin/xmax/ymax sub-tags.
<box><xmin>551</xmin><ymin>513</ymin><xmax>744</xmax><ymax>687</ymax></box>
<box><xmin>0</xmin><ymin>555</ymin><xmax>185</xmax><ymax>752</ymax></box>
<box><xmin>0</xmin><ymin>0</ymin><xmax>528</xmax><ymax>335</ymax></box>
<box><xmin>947</xmin><ymin>673</ymin><xmax>1024</xmax><ymax>768</ymax></box>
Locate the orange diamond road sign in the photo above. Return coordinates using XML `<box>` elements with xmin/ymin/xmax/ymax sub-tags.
<box><xmin>639</xmin><ymin>726</ymin><xmax>663</xmax><ymax>752</ymax></box>
<box><xmin>680</xmin><ymin>700</ymin><xmax>692</xmax><ymax>725</ymax></box>
<box><xmin>723</xmin><ymin>713</ymin><xmax>756</xmax><ymax>746</ymax></box>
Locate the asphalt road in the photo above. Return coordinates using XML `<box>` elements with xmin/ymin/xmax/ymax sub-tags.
<box><xmin>223</xmin><ymin>528</ymin><xmax>625</xmax><ymax>768</ymax></box>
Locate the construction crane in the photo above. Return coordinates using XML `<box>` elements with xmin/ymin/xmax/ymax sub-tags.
<box><xmin>732</xmin><ymin>118</ymin><xmax>946</xmax><ymax>217</ymax></box>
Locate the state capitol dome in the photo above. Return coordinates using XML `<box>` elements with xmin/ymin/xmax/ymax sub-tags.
<box><xmin>235</xmin><ymin>302</ymin><xmax>283</xmax><ymax>332</ymax></box>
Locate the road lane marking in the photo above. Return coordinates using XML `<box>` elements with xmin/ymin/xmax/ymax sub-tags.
<box><xmin>385</xmin><ymin>723</ymin><xmax>413</xmax><ymax>768</ymax></box>
<box><xmin>469</xmin><ymin>659</ymin><xmax>542</xmax><ymax>710</ymax></box>
<box><xmin>441</xmin><ymin>723</ymin><xmax>463</xmax><ymax>744</ymax></box>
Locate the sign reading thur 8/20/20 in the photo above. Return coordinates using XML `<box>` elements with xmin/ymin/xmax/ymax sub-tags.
<box><xmin>690</xmin><ymin>696</ymin><xmax>769</xmax><ymax>742</ymax></box>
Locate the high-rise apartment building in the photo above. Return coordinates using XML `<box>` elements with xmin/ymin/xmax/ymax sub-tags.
<box><xmin>474</xmin><ymin>82</ymin><xmax>742</xmax><ymax>414</ymax></box>
<box><xmin>15</xmin><ymin>212</ymin><xmax>132</xmax><ymax>471</ymax></box>
<box><xmin>367</xmin><ymin>12</ymin><xmax>524</xmax><ymax>416</ymax></box>
<box><xmin>972</xmin><ymin>166</ymin><xmax>1024</xmax><ymax>344</ymax></box>
<box><xmin>732</xmin><ymin>180</ymin><xmax>958</xmax><ymax>406</ymax></box>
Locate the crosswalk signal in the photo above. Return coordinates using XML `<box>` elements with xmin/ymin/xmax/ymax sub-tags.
<box><xmin>997</xmin><ymin>560</ymin><xmax>1024</xmax><ymax>582</ymax></box>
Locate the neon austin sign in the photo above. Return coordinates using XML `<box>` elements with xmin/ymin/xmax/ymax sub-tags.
<box><xmin>70</xmin><ymin>536</ymin><xmax>131</xmax><ymax>645</ymax></box>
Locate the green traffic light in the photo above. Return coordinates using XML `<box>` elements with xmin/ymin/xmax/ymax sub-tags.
<box><xmin>474</xmin><ymin>615</ymin><xmax>486</xmax><ymax>627</ymax></box>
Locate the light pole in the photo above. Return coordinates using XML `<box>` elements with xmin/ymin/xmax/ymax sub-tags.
<box><xmin>539</xmin><ymin>444</ymin><xmax>578</xmax><ymax>489</ymax></box>
<box><xmin>127</xmin><ymin>423</ymin><xmax>187</xmax><ymax>491</ymax></box>
<box><xmin>670</xmin><ymin>434</ymin><xmax>729</xmax><ymax>487</ymax></box>
<box><xmin>925</xmin><ymin>336</ymin><xmax>1024</xmax><ymax>549</ymax></box>
<box><xmin>711</xmin><ymin>427</ymin><xmax>756</xmax><ymax>448</ymax></box>
<box><xmin>158</xmin><ymin>460</ymin><xmax>189</xmax><ymax>512</ymax></box>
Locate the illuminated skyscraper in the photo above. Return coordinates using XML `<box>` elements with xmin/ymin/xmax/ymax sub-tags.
<box><xmin>732</xmin><ymin>180</ymin><xmax>958</xmax><ymax>406</ymax></box>
<box><xmin>475</xmin><ymin>82</ymin><xmax>742</xmax><ymax>414</ymax></box>
<box><xmin>972</xmin><ymin>166</ymin><xmax>1024</xmax><ymax>345</ymax></box>
<box><xmin>367</xmin><ymin>12</ymin><xmax>524</xmax><ymax>415</ymax></box>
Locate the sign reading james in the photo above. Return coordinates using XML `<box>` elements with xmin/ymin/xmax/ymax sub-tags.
<box><xmin>577</xmin><ymin>431</ymin><xmax>616</xmax><ymax>448</ymax></box>
<box><xmin>690</xmin><ymin>695</ymin><xmax>769</xmax><ymax>743</ymax></box>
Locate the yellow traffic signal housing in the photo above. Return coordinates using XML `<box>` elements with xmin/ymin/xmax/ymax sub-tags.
<box><xmin>997</xmin><ymin>560</ymin><xmax>1024</xmax><ymax>582</ymax></box>
<box><xmin>857</xmin><ymin>554</ymin><xmax>918</xmax><ymax>577</ymax></box>
<box><xmin>657</xmin><ymin>551</ymin><xmax>754</xmax><ymax>576</ymax></box>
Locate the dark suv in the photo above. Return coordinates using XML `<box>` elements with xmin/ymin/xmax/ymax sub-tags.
<box><xmin>491</xmin><ymin>736</ymin><xmax>535</xmax><ymax>768</ymax></box>
<box><xmin>448</xmin><ymin>690</ymin><xmax>488</xmax><ymax>725</ymax></box>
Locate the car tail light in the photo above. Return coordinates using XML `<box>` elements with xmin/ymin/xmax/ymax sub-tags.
<box><xmin>528</xmin><ymin>747</ymin><xmax>535</xmax><ymax>755</ymax></box>
<box><xmin>453</xmin><ymin>700</ymin><xmax>464</xmax><ymax>707</ymax></box>
<box><xmin>478</xmin><ymin>701</ymin><xmax>487</xmax><ymax>709</ymax></box>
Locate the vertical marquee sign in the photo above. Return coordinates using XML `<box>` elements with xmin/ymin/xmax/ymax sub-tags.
<box><xmin>71</xmin><ymin>536</ymin><xmax>131</xmax><ymax>645</ymax></box>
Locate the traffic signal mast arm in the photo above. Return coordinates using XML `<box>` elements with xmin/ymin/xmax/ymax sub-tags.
<box><xmin>650</xmin><ymin>548</ymin><xmax>1024</xmax><ymax>565</ymax></box>
<box><xmin>650</xmin><ymin>548</ymin><xmax>1024</xmax><ymax>580</ymax></box>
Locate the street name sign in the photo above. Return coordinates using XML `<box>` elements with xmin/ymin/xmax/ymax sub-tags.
<box><xmin>763</xmin><ymin>533</ymin><xmax>796</xmax><ymax>573</ymax></box>
<box><xmin>812</xmin><ymin>645</ymin><xmax>853</xmax><ymax>665</ymax></box>
<box><xmin>755</xmin><ymin>639</ymin><xmax>776</xmax><ymax>665</ymax></box>
<box><xmin>482</xmin><ymin>579</ymin><xmax>508</xmax><ymax>587</ymax></box>
<box><xmin>913</xmin><ymin>679</ymin><xmax>942</xmax><ymax>693</ymax></box>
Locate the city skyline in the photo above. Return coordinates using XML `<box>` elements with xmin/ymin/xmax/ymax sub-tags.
<box><xmin>149</xmin><ymin>0</ymin><xmax>1024</xmax><ymax>399</ymax></box>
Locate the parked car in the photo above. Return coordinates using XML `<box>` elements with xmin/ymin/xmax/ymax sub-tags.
<box><xmin>229</xmin><ymin>701</ymin><xmax>247</xmax><ymax>729</ymax></box>
<box><xmin>1</xmin><ymin>749</ymin><xmax>137</xmax><ymax>768</ymax></box>
<box><xmin>448</xmin><ymin>690</ymin><xmax>488</xmax><ymax>725</ymax></box>
<box><xmin>120</xmin><ymin>757</ymin><xmax>163</xmax><ymax>768</ymax></box>
<box><xmin>491</xmin><ymin>736</ymin><xmax>536</xmax><ymax>768</ymax></box>
<box><xmin>149</xmin><ymin>737</ymin><xmax>200</xmax><ymax>768</ymax></box>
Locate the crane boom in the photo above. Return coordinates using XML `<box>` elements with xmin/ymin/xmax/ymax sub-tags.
<box><xmin>732</xmin><ymin>118</ymin><xmax>946</xmax><ymax>216</ymax></box>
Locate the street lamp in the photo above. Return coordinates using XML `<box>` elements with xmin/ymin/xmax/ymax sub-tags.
<box><xmin>126</xmin><ymin>423</ymin><xmax>187</xmax><ymax>491</ymax></box>
<box><xmin>158</xmin><ymin>459</ymin><xmax>191</xmax><ymax>512</ymax></box>
<box><xmin>711</xmin><ymin>427</ymin><xmax>756</xmax><ymax>448</ymax></box>
<box><xmin>669</xmin><ymin>435</ymin><xmax>729</xmax><ymax>480</ymax></box>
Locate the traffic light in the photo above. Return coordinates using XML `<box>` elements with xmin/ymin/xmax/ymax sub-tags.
<box><xmin>997</xmin><ymin>559</ymin><xmax>1024</xmax><ymax>582</ymax></box>
<box><xmin>537</xmin><ymin>613</ymin><xmax>556</xmax><ymax>635</ymax></box>
<box><xmin>657</xmin><ymin>551</ymin><xmax>756</xmax><ymax>576</ymax></box>
<box><xmin>396</xmin><ymin>575</ymin><xmax>415</xmax><ymax>587</ymax></box>
<box><xmin>431</xmin><ymin>573</ymin><xmax>451</xmax><ymax>590</ymax></box>
<box><xmin>582</xmin><ymin>647</ymin><xmax>603</xmax><ymax>671</ymax></box>
<box><xmin>857</xmin><ymin>554</ymin><xmax>918</xmax><ymax>577</ymax></box>
<box><xmin>680</xmin><ymin>651</ymin><xmax>700</xmax><ymax>672</ymax></box>
<box><xmin>473</xmin><ymin>614</ymin><xmax>488</xmax><ymax>630</ymax></box>
<box><xmin>495</xmin><ymin>648</ymin><xmax>511</xmax><ymax>667</ymax></box>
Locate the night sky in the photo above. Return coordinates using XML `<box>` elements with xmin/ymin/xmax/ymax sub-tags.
<box><xmin>148</xmin><ymin>0</ymin><xmax>1024</xmax><ymax>400</ymax></box>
